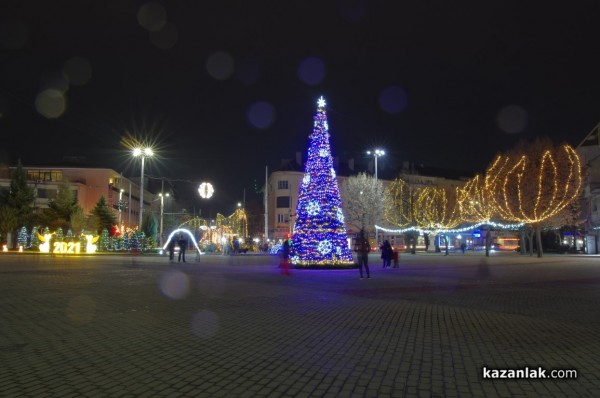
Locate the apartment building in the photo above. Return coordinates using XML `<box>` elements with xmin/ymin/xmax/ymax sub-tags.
<box><xmin>0</xmin><ymin>165</ymin><xmax>154</xmax><ymax>229</ymax></box>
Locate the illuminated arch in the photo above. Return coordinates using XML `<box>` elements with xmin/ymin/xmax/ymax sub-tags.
<box><xmin>161</xmin><ymin>228</ymin><xmax>202</xmax><ymax>255</ymax></box>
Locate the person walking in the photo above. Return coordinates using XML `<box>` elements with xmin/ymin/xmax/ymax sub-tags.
<box><xmin>177</xmin><ymin>234</ymin><xmax>187</xmax><ymax>263</ymax></box>
<box><xmin>354</xmin><ymin>229</ymin><xmax>371</xmax><ymax>279</ymax></box>
<box><xmin>280</xmin><ymin>238</ymin><xmax>291</xmax><ymax>276</ymax></box>
<box><xmin>380</xmin><ymin>240</ymin><xmax>393</xmax><ymax>268</ymax></box>
<box><xmin>167</xmin><ymin>237</ymin><xmax>176</xmax><ymax>262</ymax></box>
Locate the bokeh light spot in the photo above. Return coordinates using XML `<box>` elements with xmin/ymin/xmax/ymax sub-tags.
<box><xmin>496</xmin><ymin>105</ymin><xmax>528</xmax><ymax>134</ymax></box>
<box><xmin>159</xmin><ymin>270</ymin><xmax>190</xmax><ymax>299</ymax></box>
<box><xmin>63</xmin><ymin>57</ymin><xmax>92</xmax><ymax>86</ymax></box>
<box><xmin>35</xmin><ymin>89</ymin><xmax>66</xmax><ymax>119</ymax></box>
<box><xmin>66</xmin><ymin>295</ymin><xmax>96</xmax><ymax>324</ymax></box>
<box><xmin>379</xmin><ymin>85</ymin><xmax>408</xmax><ymax>114</ymax></box>
<box><xmin>190</xmin><ymin>310</ymin><xmax>219</xmax><ymax>339</ymax></box>
<box><xmin>297</xmin><ymin>57</ymin><xmax>326</xmax><ymax>86</ymax></box>
<box><xmin>247</xmin><ymin>101</ymin><xmax>275</xmax><ymax>129</ymax></box>
<box><xmin>206</xmin><ymin>51</ymin><xmax>234</xmax><ymax>80</ymax></box>
<box><xmin>236</xmin><ymin>58</ymin><xmax>260</xmax><ymax>85</ymax></box>
<box><xmin>137</xmin><ymin>2</ymin><xmax>167</xmax><ymax>32</ymax></box>
<box><xmin>0</xmin><ymin>19</ymin><xmax>28</xmax><ymax>50</ymax></box>
<box><xmin>149</xmin><ymin>22</ymin><xmax>178</xmax><ymax>50</ymax></box>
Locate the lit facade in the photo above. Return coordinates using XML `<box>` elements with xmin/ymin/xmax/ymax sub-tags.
<box><xmin>0</xmin><ymin>166</ymin><xmax>154</xmax><ymax>229</ymax></box>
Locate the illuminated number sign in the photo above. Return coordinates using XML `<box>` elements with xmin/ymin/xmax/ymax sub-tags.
<box><xmin>53</xmin><ymin>242</ymin><xmax>81</xmax><ymax>254</ymax></box>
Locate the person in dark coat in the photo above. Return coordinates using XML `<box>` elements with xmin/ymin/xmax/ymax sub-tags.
<box><xmin>167</xmin><ymin>238</ymin><xmax>176</xmax><ymax>262</ymax></box>
<box><xmin>380</xmin><ymin>240</ymin><xmax>393</xmax><ymax>268</ymax></box>
<box><xmin>280</xmin><ymin>238</ymin><xmax>291</xmax><ymax>276</ymax></box>
<box><xmin>177</xmin><ymin>234</ymin><xmax>187</xmax><ymax>263</ymax></box>
<box><xmin>354</xmin><ymin>229</ymin><xmax>371</xmax><ymax>279</ymax></box>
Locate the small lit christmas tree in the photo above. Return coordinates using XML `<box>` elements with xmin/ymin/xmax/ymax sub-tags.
<box><xmin>17</xmin><ymin>227</ymin><xmax>28</xmax><ymax>248</ymax></box>
<box><xmin>56</xmin><ymin>227</ymin><xmax>64</xmax><ymax>242</ymax></box>
<box><xmin>65</xmin><ymin>229</ymin><xmax>74</xmax><ymax>242</ymax></box>
<box><xmin>100</xmin><ymin>228</ymin><xmax>110</xmax><ymax>252</ymax></box>
<box><xmin>130</xmin><ymin>232</ymin><xmax>140</xmax><ymax>251</ymax></box>
<box><xmin>30</xmin><ymin>226</ymin><xmax>39</xmax><ymax>249</ymax></box>
<box><xmin>290</xmin><ymin>96</ymin><xmax>354</xmax><ymax>267</ymax></box>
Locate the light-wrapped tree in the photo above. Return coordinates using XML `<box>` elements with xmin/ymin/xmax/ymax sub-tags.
<box><xmin>485</xmin><ymin>138</ymin><xmax>582</xmax><ymax>257</ymax></box>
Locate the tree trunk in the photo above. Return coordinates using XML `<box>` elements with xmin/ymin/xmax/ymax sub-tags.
<box><xmin>535</xmin><ymin>223</ymin><xmax>543</xmax><ymax>258</ymax></box>
<box><xmin>520</xmin><ymin>229</ymin><xmax>526</xmax><ymax>255</ymax></box>
<box><xmin>527</xmin><ymin>229</ymin><xmax>534</xmax><ymax>256</ymax></box>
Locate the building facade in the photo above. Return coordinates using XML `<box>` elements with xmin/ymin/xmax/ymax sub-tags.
<box><xmin>0</xmin><ymin>166</ymin><xmax>154</xmax><ymax>229</ymax></box>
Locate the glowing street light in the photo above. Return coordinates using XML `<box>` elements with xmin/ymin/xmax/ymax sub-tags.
<box><xmin>366</xmin><ymin>148</ymin><xmax>385</xmax><ymax>181</ymax></box>
<box><xmin>133</xmin><ymin>147</ymin><xmax>154</xmax><ymax>228</ymax></box>
<box><xmin>159</xmin><ymin>192</ymin><xmax>169</xmax><ymax>246</ymax></box>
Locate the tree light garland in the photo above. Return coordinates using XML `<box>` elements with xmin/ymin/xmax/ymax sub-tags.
<box><xmin>290</xmin><ymin>97</ymin><xmax>354</xmax><ymax>266</ymax></box>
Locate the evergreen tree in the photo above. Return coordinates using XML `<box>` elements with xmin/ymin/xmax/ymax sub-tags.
<box><xmin>43</xmin><ymin>179</ymin><xmax>77</xmax><ymax>231</ymax></box>
<box><xmin>30</xmin><ymin>226</ymin><xmax>39</xmax><ymax>249</ymax></box>
<box><xmin>130</xmin><ymin>231</ymin><xmax>140</xmax><ymax>251</ymax></box>
<box><xmin>70</xmin><ymin>206</ymin><xmax>85</xmax><ymax>234</ymax></box>
<box><xmin>65</xmin><ymin>229</ymin><xmax>74</xmax><ymax>242</ymax></box>
<box><xmin>142</xmin><ymin>211</ymin><xmax>158</xmax><ymax>243</ymax></box>
<box><xmin>17</xmin><ymin>226</ymin><xmax>28</xmax><ymax>248</ymax></box>
<box><xmin>90</xmin><ymin>196</ymin><xmax>116</xmax><ymax>234</ymax></box>
<box><xmin>290</xmin><ymin>97</ymin><xmax>354</xmax><ymax>267</ymax></box>
<box><xmin>0</xmin><ymin>160</ymin><xmax>35</xmax><ymax>245</ymax></box>
<box><xmin>0</xmin><ymin>206</ymin><xmax>18</xmax><ymax>247</ymax></box>
<box><xmin>100</xmin><ymin>228</ymin><xmax>110</xmax><ymax>251</ymax></box>
<box><xmin>55</xmin><ymin>227</ymin><xmax>64</xmax><ymax>242</ymax></box>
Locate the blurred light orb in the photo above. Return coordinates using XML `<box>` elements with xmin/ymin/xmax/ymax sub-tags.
<box><xmin>190</xmin><ymin>309</ymin><xmax>219</xmax><ymax>339</ymax></box>
<box><xmin>198</xmin><ymin>182</ymin><xmax>214</xmax><ymax>199</ymax></box>
<box><xmin>206</xmin><ymin>51</ymin><xmax>234</xmax><ymax>80</ymax></box>
<box><xmin>137</xmin><ymin>2</ymin><xmax>167</xmax><ymax>32</ymax></box>
<box><xmin>496</xmin><ymin>105</ymin><xmax>528</xmax><ymax>134</ymax></box>
<box><xmin>236</xmin><ymin>58</ymin><xmax>260</xmax><ymax>85</ymax></box>
<box><xmin>149</xmin><ymin>22</ymin><xmax>178</xmax><ymax>50</ymax></box>
<box><xmin>379</xmin><ymin>85</ymin><xmax>408</xmax><ymax>114</ymax></box>
<box><xmin>63</xmin><ymin>57</ymin><xmax>92</xmax><ymax>86</ymax></box>
<box><xmin>0</xmin><ymin>19</ymin><xmax>28</xmax><ymax>50</ymax></box>
<box><xmin>297</xmin><ymin>56</ymin><xmax>326</xmax><ymax>86</ymax></box>
<box><xmin>159</xmin><ymin>270</ymin><xmax>190</xmax><ymax>300</ymax></box>
<box><xmin>247</xmin><ymin>101</ymin><xmax>275</xmax><ymax>130</ymax></box>
<box><xmin>66</xmin><ymin>295</ymin><xmax>96</xmax><ymax>324</ymax></box>
<box><xmin>35</xmin><ymin>89</ymin><xmax>66</xmax><ymax>119</ymax></box>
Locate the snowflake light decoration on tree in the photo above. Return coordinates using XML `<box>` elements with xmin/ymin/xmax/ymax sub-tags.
<box><xmin>306</xmin><ymin>200</ymin><xmax>320</xmax><ymax>216</ymax></box>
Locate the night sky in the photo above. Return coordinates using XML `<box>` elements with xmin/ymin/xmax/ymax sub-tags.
<box><xmin>2</xmin><ymin>0</ymin><xmax>600</xmax><ymax>214</ymax></box>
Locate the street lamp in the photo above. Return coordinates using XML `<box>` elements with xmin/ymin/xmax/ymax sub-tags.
<box><xmin>118</xmin><ymin>189</ymin><xmax>124</xmax><ymax>226</ymax></box>
<box><xmin>159</xmin><ymin>192</ymin><xmax>169</xmax><ymax>246</ymax></box>
<box><xmin>133</xmin><ymin>147</ymin><xmax>154</xmax><ymax>229</ymax></box>
<box><xmin>366</xmin><ymin>149</ymin><xmax>385</xmax><ymax>181</ymax></box>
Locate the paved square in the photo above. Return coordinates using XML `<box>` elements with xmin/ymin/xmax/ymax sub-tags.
<box><xmin>1</xmin><ymin>252</ymin><xmax>599</xmax><ymax>397</ymax></box>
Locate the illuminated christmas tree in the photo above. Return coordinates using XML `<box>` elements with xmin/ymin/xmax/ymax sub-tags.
<box><xmin>290</xmin><ymin>96</ymin><xmax>354</xmax><ymax>267</ymax></box>
<box><xmin>17</xmin><ymin>227</ymin><xmax>28</xmax><ymax>248</ymax></box>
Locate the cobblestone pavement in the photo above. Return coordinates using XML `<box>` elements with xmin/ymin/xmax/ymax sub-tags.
<box><xmin>1</xmin><ymin>252</ymin><xmax>599</xmax><ymax>397</ymax></box>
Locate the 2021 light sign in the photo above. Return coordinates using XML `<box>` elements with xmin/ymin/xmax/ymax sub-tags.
<box><xmin>38</xmin><ymin>234</ymin><xmax>98</xmax><ymax>254</ymax></box>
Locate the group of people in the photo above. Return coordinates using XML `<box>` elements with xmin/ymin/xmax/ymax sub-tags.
<box><xmin>354</xmin><ymin>230</ymin><xmax>398</xmax><ymax>279</ymax></box>
<box><xmin>167</xmin><ymin>234</ymin><xmax>188</xmax><ymax>262</ymax></box>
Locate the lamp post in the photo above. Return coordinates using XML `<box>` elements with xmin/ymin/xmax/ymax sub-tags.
<box><xmin>133</xmin><ymin>147</ymin><xmax>154</xmax><ymax>229</ymax></box>
<box><xmin>118</xmin><ymin>189</ymin><xmax>124</xmax><ymax>226</ymax></box>
<box><xmin>366</xmin><ymin>149</ymin><xmax>385</xmax><ymax>181</ymax></box>
<box><xmin>159</xmin><ymin>192</ymin><xmax>169</xmax><ymax>246</ymax></box>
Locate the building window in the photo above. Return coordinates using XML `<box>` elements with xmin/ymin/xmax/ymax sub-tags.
<box><xmin>277</xmin><ymin>180</ymin><xmax>288</xmax><ymax>190</ymax></box>
<box><xmin>276</xmin><ymin>196</ymin><xmax>290</xmax><ymax>208</ymax></box>
<box><xmin>277</xmin><ymin>213</ymin><xmax>289</xmax><ymax>223</ymax></box>
<box><xmin>36</xmin><ymin>188</ymin><xmax>58</xmax><ymax>199</ymax></box>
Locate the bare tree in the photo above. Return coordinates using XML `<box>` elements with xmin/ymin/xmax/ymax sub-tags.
<box><xmin>341</xmin><ymin>172</ymin><xmax>384</xmax><ymax>236</ymax></box>
<box><xmin>486</xmin><ymin>138</ymin><xmax>583</xmax><ymax>257</ymax></box>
